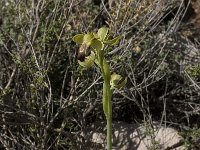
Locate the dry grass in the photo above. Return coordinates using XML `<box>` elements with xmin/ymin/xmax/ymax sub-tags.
<box><xmin>0</xmin><ymin>0</ymin><xmax>200</xmax><ymax>149</ymax></box>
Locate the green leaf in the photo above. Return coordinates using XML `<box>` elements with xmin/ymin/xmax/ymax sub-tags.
<box><xmin>90</xmin><ymin>39</ymin><xmax>104</xmax><ymax>50</ymax></box>
<box><xmin>78</xmin><ymin>51</ymin><xmax>96</xmax><ymax>68</ymax></box>
<box><xmin>110</xmin><ymin>73</ymin><xmax>127</xmax><ymax>89</ymax></box>
<box><xmin>72</xmin><ymin>34</ymin><xmax>84</xmax><ymax>44</ymax></box>
<box><xmin>104</xmin><ymin>36</ymin><xmax>120</xmax><ymax>46</ymax></box>
<box><xmin>97</xmin><ymin>27</ymin><xmax>108</xmax><ymax>41</ymax></box>
<box><xmin>83</xmin><ymin>33</ymin><xmax>94</xmax><ymax>45</ymax></box>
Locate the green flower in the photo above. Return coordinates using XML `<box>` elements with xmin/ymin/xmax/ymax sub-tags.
<box><xmin>72</xmin><ymin>27</ymin><xmax>121</xmax><ymax>68</ymax></box>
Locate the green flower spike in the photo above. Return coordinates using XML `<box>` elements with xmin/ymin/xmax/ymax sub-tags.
<box><xmin>72</xmin><ymin>27</ymin><xmax>125</xmax><ymax>150</ymax></box>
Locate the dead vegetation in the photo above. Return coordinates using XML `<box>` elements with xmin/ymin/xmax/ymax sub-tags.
<box><xmin>0</xmin><ymin>0</ymin><xmax>200</xmax><ymax>149</ymax></box>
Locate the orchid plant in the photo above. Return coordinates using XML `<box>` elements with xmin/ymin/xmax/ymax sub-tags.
<box><xmin>73</xmin><ymin>27</ymin><xmax>127</xmax><ymax>150</ymax></box>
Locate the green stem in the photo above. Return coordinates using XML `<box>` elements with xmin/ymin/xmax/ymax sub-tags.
<box><xmin>105</xmin><ymin>80</ymin><xmax>112</xmax><ymax>150</ymax></box>
<box><xmin>101</xmin><ymin>59</ymin><xmax>112</xmax><ymax>150</ymax></box>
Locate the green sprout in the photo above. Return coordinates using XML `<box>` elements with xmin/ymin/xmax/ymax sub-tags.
<box><xmin>73</xmin><ymin>27</ymin><xmax>127</xmax><ymax>150</ymax></box>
